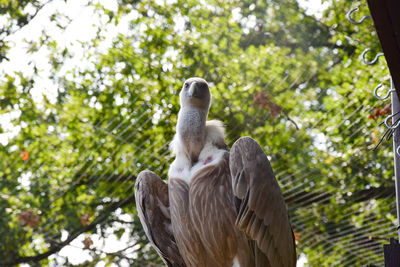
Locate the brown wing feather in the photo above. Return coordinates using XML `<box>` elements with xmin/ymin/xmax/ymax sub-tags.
<box><xmin>230</xmin><ymin>137</ymin><xmax>296</xmax><ymax>267</ymax></box>
<box><xmin>135</xmin><ymin>170</ymin><xmax>186</xmax><ymax>267</ymax></box>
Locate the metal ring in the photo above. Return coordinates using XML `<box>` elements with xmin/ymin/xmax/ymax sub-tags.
<box><xmin>374</xmin><ymin>83</ymin><xmax>395</xmax><ymax>100</ymax></box>
<box><xmin>361</xmin><ymin>48</ymin><xmax>384</xmax><ymax>65</ymax></box>
<box><xmin>346</xmin><ymin>7</ymin><xmax>371</xmax><ymax>25</ymax></box>
<box><xmin>397</xmin><ymin>146</ymin><xmax>400</xmax><ymax>157</ymax></box>
<box><xmin>384</xmin><ymin>114</ymin><xmax>400</xmax><ymax>129</ymax></box>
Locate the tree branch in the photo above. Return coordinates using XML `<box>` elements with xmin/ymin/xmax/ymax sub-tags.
<box><xmin>4</xmin><ymin>195</ymin><xmax>134</xmax><ymax>266</ymax></box>
<box><xmin>284</xmin><ymin>184</ymin><xmax>394</xmax><ymax>208</ymax></box>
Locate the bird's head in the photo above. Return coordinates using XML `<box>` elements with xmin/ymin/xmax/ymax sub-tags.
<box><xmin>179</xmin><ymin>77</ymin><xmax>211</xmax><ymax>110</ymax></box>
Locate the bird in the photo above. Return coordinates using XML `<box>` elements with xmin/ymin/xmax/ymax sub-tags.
<box><xmin>135</xmin><ymin>77</ymin><xmax>296</xmax><ymax>267</ymax></box>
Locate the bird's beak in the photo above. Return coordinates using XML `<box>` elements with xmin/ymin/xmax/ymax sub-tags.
<box><xmin>188</xmin><ymin>82</ymin><xmax>197</xmax><ymax>98</ymax></box>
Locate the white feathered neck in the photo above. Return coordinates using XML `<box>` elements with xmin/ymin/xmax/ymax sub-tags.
<box><xmin>170</xmin><ymin>119</ymin><xmax>225</xmax><ymax>158</ymax></box>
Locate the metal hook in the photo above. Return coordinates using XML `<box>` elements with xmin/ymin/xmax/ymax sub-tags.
<box><xmin>361</xmin><ymin>48</ymin><xmax>384</xmax><ymax>65</ymax></box>
<box><xmin>346</xmin><ymin>7</ymin><xmax>371</xmax><ymax>25</ymax></box>
<box><xmin>385</xmin><ymin>114</ymin><xmax>400</xmax><ymax>129</ymax></box>
<box><xmin>374</xmin><ymin>83</ymin><xmax>395</xmax><ymax>100</ymax></box>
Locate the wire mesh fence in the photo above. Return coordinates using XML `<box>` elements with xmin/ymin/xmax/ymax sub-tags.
<box><xmin>0</xmin><ymin>0</ymin><xmax>397</xmax><ymax>266</ymax></box>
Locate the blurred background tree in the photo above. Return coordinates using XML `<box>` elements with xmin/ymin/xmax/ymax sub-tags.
<box><xmin>0</xmin><ymin>0</ymin><xmax>395</xmax><ymax>266</ymax></box>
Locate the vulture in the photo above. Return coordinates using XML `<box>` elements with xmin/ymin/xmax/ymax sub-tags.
<box><xmin>135</xmin><ymin>77</ymin><xmax>296</xmax><ymax>267</ymax></box>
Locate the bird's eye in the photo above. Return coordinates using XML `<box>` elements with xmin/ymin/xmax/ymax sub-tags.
<box><xmin>184</xmin><ymin>82</ymin><xmax>189</xmax><ymax>89</ymax></box>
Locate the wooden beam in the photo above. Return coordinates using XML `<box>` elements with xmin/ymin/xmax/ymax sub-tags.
<box><xmin>366</xmin><ymin>2</ymin><xmax>400</xmax><ymax>265</ymax></box>
<box><xmin>384</xmin><ymin>238</ymin><xmax>400</xmax><ymax>267</ymax></box>
<box><xmin>367</xmin><ymin>0</ymin><xmax>400</xmax><ymax>96</ymax></box>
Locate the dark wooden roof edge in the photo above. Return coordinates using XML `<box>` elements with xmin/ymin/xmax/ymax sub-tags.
<box><xmin>367</xmin><ymin>0</ymin><xmax>400</xmax><ymax>97</ymax></box>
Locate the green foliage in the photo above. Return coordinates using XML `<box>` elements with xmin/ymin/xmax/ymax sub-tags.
<box><xmin>0</xmin><ymin>0</ymin><xmax>395</xmax><ymax>266</ymax></box>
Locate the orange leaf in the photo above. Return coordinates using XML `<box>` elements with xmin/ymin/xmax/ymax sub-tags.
<box><xmin>83</xmin><ymin>237</ymin><xmax>93</xmax><ymax>249</ymax></box>
<box><xmin>372</xmin><ymin>129</ymin><xmax>379</xmax><ymax>146</ymax></box>
<box><xmin>18</xmin><ymin>210</ymin><xmax>40</xmax><ymax>227</ymax></box>
<box><xmin>21</xmin><ymin>151</ymin><xmax>29</xmax><ymax>161</ymax></box>
<box><xmin>294</xmin><ymin>232</ymin><xmax>300</xmax><ymax>242</ymax></box>
<box><xmin>253</xmin><ymin>91</ymin><xmax>282</xmax><ymax>117</ymax></box>
<box><xmin>253</xmin><ymin>91</ymin><xmax>269</xmax><ymax>109</ymax></box>
<box><xmin>80</xmin><ymin>214</ymin><xmax>91</xmax><ymax>226</ymax></box>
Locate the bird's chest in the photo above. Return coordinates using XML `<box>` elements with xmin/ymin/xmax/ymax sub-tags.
<box><xmin>169</xmin><ymin>155</ymin><xmax>238</xmax><ymax>266</ymax></box>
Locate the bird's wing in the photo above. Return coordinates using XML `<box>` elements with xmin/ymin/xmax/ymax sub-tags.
<box><xmin>135</xmin><ymin>170</ymin><xmax>186</xmax><ymax>267</ymax></box>
<box><xmin>229</xmin><ymin>137</ymin><xmax>296</xmax><ymax>267</ymax></box>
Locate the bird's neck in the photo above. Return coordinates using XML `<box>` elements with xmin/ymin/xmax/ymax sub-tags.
<box><xmin>177</xmin><ymin>107</ymin><xmax>208</xmax><ymax>163</ymax></box>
